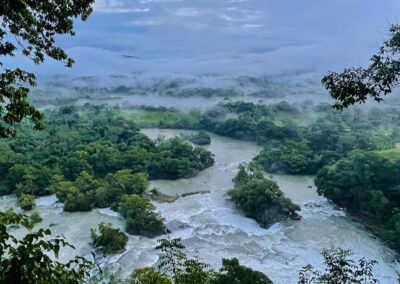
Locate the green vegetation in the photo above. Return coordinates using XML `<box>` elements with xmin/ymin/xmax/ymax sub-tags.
<box><xmin>315</xmin><ymin>150</ymin><xmax>400</xmax><ymax>252</ymax></box>
<box><xmin>0</xmin><ymin>105</ymin><xmax>214</xmax><ymax>236</ymax></box>
<box><xmin>0</xmin><ymin>209</ymin><xmax>382</xmax><ymax>283</ymax></box>
<box><xmin>129</xmin><ymin>108</ymin><xmax>202</xmax><ymax>129</ymax></box>
<box><xmin>212</xmin><ymin>258</ymin><xmax>272</xmax><ymax>284</ymax></box>
<box><xmin>126</xmin><ymin>101</ymin><xmax>399</xmax><ymax>177</ymax></box>
<box><xmin>118</xmin><ymin>194</ymin><xmax>166</xmax><ymax>237</ymax></box>
<box><xmin>0</xmin><ymin>0</ymin><xmax>93</xmax><ymax>137</ymax></box>
<box><xmin>51</xmin><ymin>170</ymin><xmax>149</xmax><ymax>212</ymax></box>
<box><xmin>30</xmin><ymin>211</ymin><xmax>43</xmax><ymax>224</ymax></box>
<box><xmin>228</xmin><ymin>164</ymin><xmax>300</xmax><ymax>228</ymax></box>
<box><xmin>130</xmin><ymin>237</ymin><xmax>273</xmax><ymax>284</ymax></box>
<box><xmin>189</xmin><ymin>131</ymin><xmax>212</xmax><ymax>145</ymax></box>
<box><xmin>323</xmin><ymin>25</ymin><xmax>400</xmax><ymax>109</ymax></box>
<box><xmin>129</xmin><ymin>267</ymin><xmax>172</xmax><ymax>284</ymax></box>
<box><xmin>18</xmin><ymin>193</ymin><xmax>36</xmax><ymax>211</ymax></box>
<box><xmin>298</xmin><ymin>248</ymin><xmax>378</xmax><ymax>283</ymax></box>
<box><xmin>90</xmin><ymin>222</ymin><xmax>128</xmax><ymax>255</ymax></box>
<box><xmin>256</xmin><ymin>140</ymin><xmax>314</xmax><ymax>174</ymax></box>
<box><xmin>0</xmin><ymin>209</ymin><xmax>92</xmax><ymax>283</ymax></box>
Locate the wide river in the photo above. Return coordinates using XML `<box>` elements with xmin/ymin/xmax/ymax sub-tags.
<box><xmin>1</xmin><ymin>129</ymin><xmax>399</xmax><ymax>283</ymax></box>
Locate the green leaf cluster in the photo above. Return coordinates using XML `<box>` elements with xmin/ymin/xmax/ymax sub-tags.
<box><xmin>228</xmin><ymin>164</ymin><xmax>300</xmax><ymax>228</ymax></box>
<box><xmin>90</xmin><ymin>222</ymin><xmax>128</xmax><ymax>255</ymax></box>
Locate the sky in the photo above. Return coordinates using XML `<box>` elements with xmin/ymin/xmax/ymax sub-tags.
<box><xmin>6</xmin><ymin>0</ymin><xmax>400</xmax><ymax>79</ymax></box>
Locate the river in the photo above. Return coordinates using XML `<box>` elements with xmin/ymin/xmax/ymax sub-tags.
<box><xmin>0</xmin><ymin>129</ymin><xmax>399</xmax><ymax>283</ymax></box>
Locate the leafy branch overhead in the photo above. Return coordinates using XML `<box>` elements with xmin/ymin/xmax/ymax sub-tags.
<box><xmin>0</xmin><ymin>0</ymin><xmax>94</xmax><ymax>137</ymax></box>
<box><xmin>323</xmin><ymin>24</ymin><xmax>400</xmax><ymax>109</ymax></box>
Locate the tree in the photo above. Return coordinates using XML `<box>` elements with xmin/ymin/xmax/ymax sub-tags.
<box><xmin>129</xmin><ymin>267</ymin><xmax>172</xmax><ymax>284</ymax></box>
<box><xmin>156</xmin><ymin>238</ymin><xmax>211</xmax><ymax>284</ymax></box>
<box><xmin>298</xmin><ymin>248</ymin><xmax>379</xmax><ymax>284</ymax></box>
<box><xmin>257</xmin><ymin>140</ymin><xmax>314</xmax><ymax>174</ymax></box>
<box><xmin>18</xmin><ymin>193</ymin><xmax>35</xmax><ymax>211</ymax></box>
<box><xmin>30</xmin><ymin>211</ymin><xmax>42</xmax><ymax>224</ymax></box>
<box><xmin>315</xmin><ymin>150</ymin><xmax>400</xmax><ymax>251</ymax></box>
<box><xmin>156</xmin><ymin>238</ymin><xmax>189</xmax><ymax>283</ymax></box>
<box><xmin>189</xmin><ymin>131</ymin><xmax>211</xmax><ymax>145</ymax></box>
<box><xmin>118</xmin><ymin>194</ymin><xmax>166</xmax><ymax>237</ymax></box>
<box><xmin>0</xmin><ymin>0</ymin><xmax>94</xmax><ymax>137</ymax></box>
<box><xmin>105</xmin><ymin>170</ymin><xmax>149</xmax><ymax>196</ymax></box>
<box><xmin>212</xmin><ymin>258</ymin><xmax>272</xmax><ymax>284</ymax></box>
<box><xmin>90</xmin><ymin>222</ymin><xmax>128</xmax><ymax>256</ymax></box>
<box><xmin>133</xmin><ymin>237</ymin><xmax>272</xmax><ymax>284</ymax></box>
<box><xmin>0</xmin><ymin>209</ymin><xmax>92</xmax><ymax>283</ymax></box>
<box><xmin>323</xmin><ymin>25</ymin><xmax>400</xmax><ymax>109</ymax></box>
<box><xmin>228</xmin><ymin>163</ymin><xmax>300</xmax><ymax>228</ymax></box>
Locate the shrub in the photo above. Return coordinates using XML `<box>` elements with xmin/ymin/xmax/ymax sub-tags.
<box><xmin>30</xmin><ymin>211</ymin><xmax>42</xmax><ymax>224</ymax></box>
<box><xmin>18</xmin><ymin>194</ymin><xmax>36</xmax><ymax>211</ymax></box>
<box><xmin>90</xmin><ymin>222</ymin><xmax>128</xmax><ymax>255</ymax></box>
<box><xmin>118</xmin><ymin>195</ymin><xmax>166</xmax><ymax>237</ymax></box>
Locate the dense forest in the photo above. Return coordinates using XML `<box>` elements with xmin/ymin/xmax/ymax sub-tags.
<box><xmin>1</xmin><ymin>101</ymin><xmax>399</xmax><ymax>282</ymax></box>
<box><xmin>0</xmin><ymin>105</ymin><xmax>214</xmax><ymax>237</ymax></box>
<box><xmin>315</xmin><ymin>150</ymin><xmax>400</xmax><ymax>252</ymax></box>
<box><xmin>2</xmin><ymin>1</ymin><xmax>400</xmax><ymax>282</ymax></box>
<box><xmin>112</xmin><ymin>100</ymin><xmax>400</xmax><ymax>252</ymax></box>
<box><xmin>125</xmin><ymin>101</ymin><xmax>398</xmax><ymax>175</ymax></box>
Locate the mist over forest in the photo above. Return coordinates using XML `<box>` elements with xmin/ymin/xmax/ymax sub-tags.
<box><xmin>1</xmin><ymin>1</ymin><xmax>400</xmax><ymax>283</ymax></box>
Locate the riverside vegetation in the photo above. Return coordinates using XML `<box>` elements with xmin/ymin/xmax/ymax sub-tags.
<box><xmin>118</xmin><ymin>100</ymin><xmax>400</xmax><ymax>252</ymax></box>
<box><xmin>0</xmin><ymin>102</ymin><xmax>397</xmax><ymax>282</ymax></box>
<box><xmin>0</xmin><ymin>105</ymin><xmax>214</xmax><ymax>237</ymax></box>
<box><xmin>1</xmin><ymin>1</ymin><xmax>398</xmax><ymax>282</ymax></box>
<box><xmin>228</xmin><ymin>163</ymin><xmax>300</xmax><ymax>228</ymax></box>
<box><xmin>0</xmin><ymin>102</ymin><xmax>399</xmax><ymax>282</ymax></box>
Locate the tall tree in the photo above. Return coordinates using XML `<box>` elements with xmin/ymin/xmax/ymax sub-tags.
<box><xmin>0</xmin><ymin>0</ymin><xmax>94</xmax><ymax>137</ymax></box>
<box><xmin>323</xmin><ymin>25</ymin><xmax>400</xmax><ymax>109</ymax></box>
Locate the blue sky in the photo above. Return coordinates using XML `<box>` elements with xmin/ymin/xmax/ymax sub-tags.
<box><xmin>8</xmin><ymin>0</ymin><xmax>400</xmax><ymax>78</ymax></box>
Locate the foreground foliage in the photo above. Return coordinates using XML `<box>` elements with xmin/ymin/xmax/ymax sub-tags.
<box><xmin>323</xmin><ymin>25</ymin><xmax>400</xmax><ymax>109</ymax></box>
<box><xmin>129</xmin><ymin>237</ymin><xmax>272</xmax><ymax>284</ymax></box>
<box><xmin>299</xmin><ymin>248</ymin><xmax>379</xmax><ymax>284</ymax></box>
<box><xmin>0</xmin><ymin>209</ymin><xmax>92</xmax><ymax>283</ymax></box>
<box><xmin>228</xmin><ymin>163</ymin><xmax>300</xmax><ymax>228</ymax></box>
<box><xmin>0</xmin><ymin>0</ymin><xmax>94</xmax><ymax>137</ymax></box>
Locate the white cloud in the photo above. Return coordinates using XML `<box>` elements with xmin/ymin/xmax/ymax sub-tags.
<box><xmin>128</xmin><ymin>20</ymin><xmax>161</xmax><ymax>26</ymax></box>
<box><xmin>172</xmin><ymin>8</ymin><xmax>202</xmax><ymax>17</ymax></box>
<box><xmin>242</xmin><ymin>24</ymin><xmax>263</xmax><ymax>28</ymax></box>
<box><xmin>93</xmin><ymin>0</ymin><xmax>150</xmax><ymax>13</ymax></box>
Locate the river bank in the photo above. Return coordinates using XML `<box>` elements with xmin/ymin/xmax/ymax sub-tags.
<box><xmin>1</xmin><ymin>129</ymin><xmax>399</xmax><ymax>283</ymax></box>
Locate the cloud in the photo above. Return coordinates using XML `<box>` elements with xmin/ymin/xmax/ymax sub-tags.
<box><xmin>172</xmin><ymin>7</ymin><xmax>202</xmax><ymax>17</ymax></box>
<box><xmin>8</xmin><ymin>0</ymin><xmax>400</xmax><ymax>79</ymax></box>
<box><xmin>93</xmin><ymin>0</ymin><xmax>150</xmax><ymax>13</ymax></box>
<box><xmin>242</xmin><ymin>24</ymin><xmax>263</xmax><ymax>28</ymax></box>
<box><xmin>128</xmin><ymin>20</ymin><xmax>161</xmax><ymax>26</ymax></box>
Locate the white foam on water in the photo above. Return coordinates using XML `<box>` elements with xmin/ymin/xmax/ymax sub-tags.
<box><xmin>0</xmin><ymin>129</ymin><xmax>399</xmax><ymax>283</ymax></box>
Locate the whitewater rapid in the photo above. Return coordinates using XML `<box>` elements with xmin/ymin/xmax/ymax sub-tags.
<box><xmin>1</xmin><ymin>129</ymin><xmax>399</xmax><ymax>283</ymax></box>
